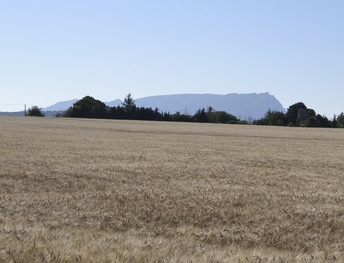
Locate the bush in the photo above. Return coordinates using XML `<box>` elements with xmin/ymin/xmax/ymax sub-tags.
<box><xmin>27</xmin><ymin>106</ymin><xmax>45</xmax><ymax>117</ymax></box>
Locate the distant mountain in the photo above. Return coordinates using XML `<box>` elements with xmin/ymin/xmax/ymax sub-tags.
<box><xmin>42</xmin><ymin>99</ymin><xmax>78</xmax><ymax>111</ymax></box>
<box><xmin>104</xmin><ymin>99</ymin><xmax>122</xmax><ymax>107</ymax></box>
<box><xmin>1</xmin><ymin>93</ymin><xmax>285</xmax><ymax>120</ymax></box>
<box><xmin>0</xmin><ymin>111</ymin><xmax>25</xmax><ymax>116</ymax></box>
<box><xmin>111</xmin><ymin>92</ymin><xmax>285</xmax><ymax>120</ymax></box>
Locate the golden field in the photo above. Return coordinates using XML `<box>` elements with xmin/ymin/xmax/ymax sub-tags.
<box><xmin>1</xmin><ymin>116</ymin><xmax>344</xmax><ymax>262</ymax></box>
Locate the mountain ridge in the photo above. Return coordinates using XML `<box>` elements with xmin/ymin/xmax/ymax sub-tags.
<box><xmin>1</xmin><ymin>93</ymin><xmax>285</xmax><ymax>120</ymax></box>
<box><xmin>42</xmin><ymin>99</ymin><xmax>79</xmax><ymax>111</ymax></box>
<box><xmin>108</xmin><ymin>92</ymin><xmax>285</xmax><ymax>120</ymax></box>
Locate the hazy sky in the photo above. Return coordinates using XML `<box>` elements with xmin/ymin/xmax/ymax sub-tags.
<box><xmin>1</xmin><ymin>1</ymin><xmax>343</xmax><ymax>116</ymax></box>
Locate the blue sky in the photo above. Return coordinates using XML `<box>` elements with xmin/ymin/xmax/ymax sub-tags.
<box><xmin>1</xmin><ymin>1</ymin><xmax>343</xmax><ymax>117</ymax></box>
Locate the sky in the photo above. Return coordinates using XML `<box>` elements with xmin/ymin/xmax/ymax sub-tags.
<box><xmin>1</xmin><ymin>1</ymin><xmax>343</xmax><ymax>117</ymax></box>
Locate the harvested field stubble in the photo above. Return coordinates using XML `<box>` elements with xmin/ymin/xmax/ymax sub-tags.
<box><xmin>1</xmin><ymin>116</ymin><xmax>344</xmax><ymax>262</ymax></box>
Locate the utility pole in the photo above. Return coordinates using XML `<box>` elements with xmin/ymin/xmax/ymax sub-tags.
<box><xmin>24</xmin><ymin>104</ymin><xmax>27</xmax><ymax>116</ymax></box>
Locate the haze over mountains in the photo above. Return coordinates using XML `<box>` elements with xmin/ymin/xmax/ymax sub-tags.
<box><xmin>1</xmin><ymin>93</ymin><xmax>285</xmax><ymax>120</ymax></box>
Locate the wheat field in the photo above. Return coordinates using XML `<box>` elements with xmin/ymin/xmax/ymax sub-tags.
<box><xmin>1</xmin><ymin>116</ymin><xmax>344</xmax><ymax>262</ymax></box>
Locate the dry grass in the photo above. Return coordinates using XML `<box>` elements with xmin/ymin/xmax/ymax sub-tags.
<box><xmin>1</xmin><ymin>116</ymin><xmax>344</xmax><ymax>262</ymax></box>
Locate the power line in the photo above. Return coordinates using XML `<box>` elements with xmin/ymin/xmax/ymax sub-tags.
<box><xmin>0</xmin><ymin>104</ymin><xmax>33</xmax><ymax>113</ymax></box>
<box><xmin>0</xmin><ymin>104</ymin><xmax>26</xmax><ymax>106</ymax></box>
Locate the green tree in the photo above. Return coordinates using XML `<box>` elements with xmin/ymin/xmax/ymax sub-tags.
<box><xmin>64</xmin><ymin>96</ymin><xmax>107</xmax><ymax>118</ymax></box>
<box><xmin>253</xmin><ymin>110</ymin><xmax>286</xmax><ymax>126</ymax></box>
<box><xmin>27</xmin><ymin>106</ymin><xmax>45</xmax><ymax>117</ymax></box>
<box><xmin>331</xmin><ymin>115</ymin><xmax>337</xmax><ymax>128</ymax></box>
<box><xmin>265</xmin><ymin>110</ymin><xmax>287</xmax><ymax>126</ymax></box>
<box><xmin>299</xmin><ymin>109</ymin><xmax>316</xmax><ymax>127</ymax></box>
<box><xmin>26</xmin><ymin>106</ymin><xmax>45</xmax><ymax>117</ymax></box>
<box><xmin>208</xmin><ymin>111</ymin><xmax>239</xmax><ymax>124</ymax></box>
<box><xmin>336</xmin><ymin>113</ymin><xmax>344</xmax><ymax>128</ymax></box>
<box><xmin>303</xmin><ymin>114</ymin><xmax>317</xmax><ymax>127</ymax></box>
<box><xmin>253</xmin><ymin>118</ymin><xmax>269</xmax><ymax>125</ymax></box>
<box><xmin>315</xmin><ymin>114</ymin><xmax>331</xmax><ymax>127</ymax></box>
<box><xmin>286</xmin><ymin>102</ymin><xmax>307</xmax><ymax>126</ymax></box>
<box><xmin>193</xmin><ymin>108</ymin><xmax>208</xmax><ymax>122</ymax></box>
<box><xmin>171</xmin><ymin>112</ymin><xmax>192</xmax><ymax>122</ymax></box>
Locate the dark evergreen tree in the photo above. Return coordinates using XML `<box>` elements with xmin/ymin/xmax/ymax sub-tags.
<box><xmin>162</xmin><ymin>112</ymin><xmax>172</xmax><ymax>121</ymax></box>
<box><xmin>315</xmin><ymin>114</ymin><xmax>331</xmax><ymax>127</ymax></box>
<box><xmin>331</xmin><ymin>115</ymin><xmax>337</xmax><ymax>128</ymax></box>
<box><xmin>193</xmin><ymin>108</ymin><xmax>208</xmax><ymax>122</ymax></box>
<box><xmin>122</xmin><ymin>93</ymin><xmax>136</xmax><ymax>111</ymax></box>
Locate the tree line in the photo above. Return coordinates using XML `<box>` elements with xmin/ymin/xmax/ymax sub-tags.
<box><xmin>254</xmin><ymin>102</ymin><xmax>344</xmax><ymax>128</ymax></box>
<box><xmin>60</xmin><ymin>94</ymin><xmax>246</xmax><ymax>124</ymax></box>
<box><xmin>26</xmin><ymin>94</ymin><xmax>344</xmax><ymax>128</ymax></box>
